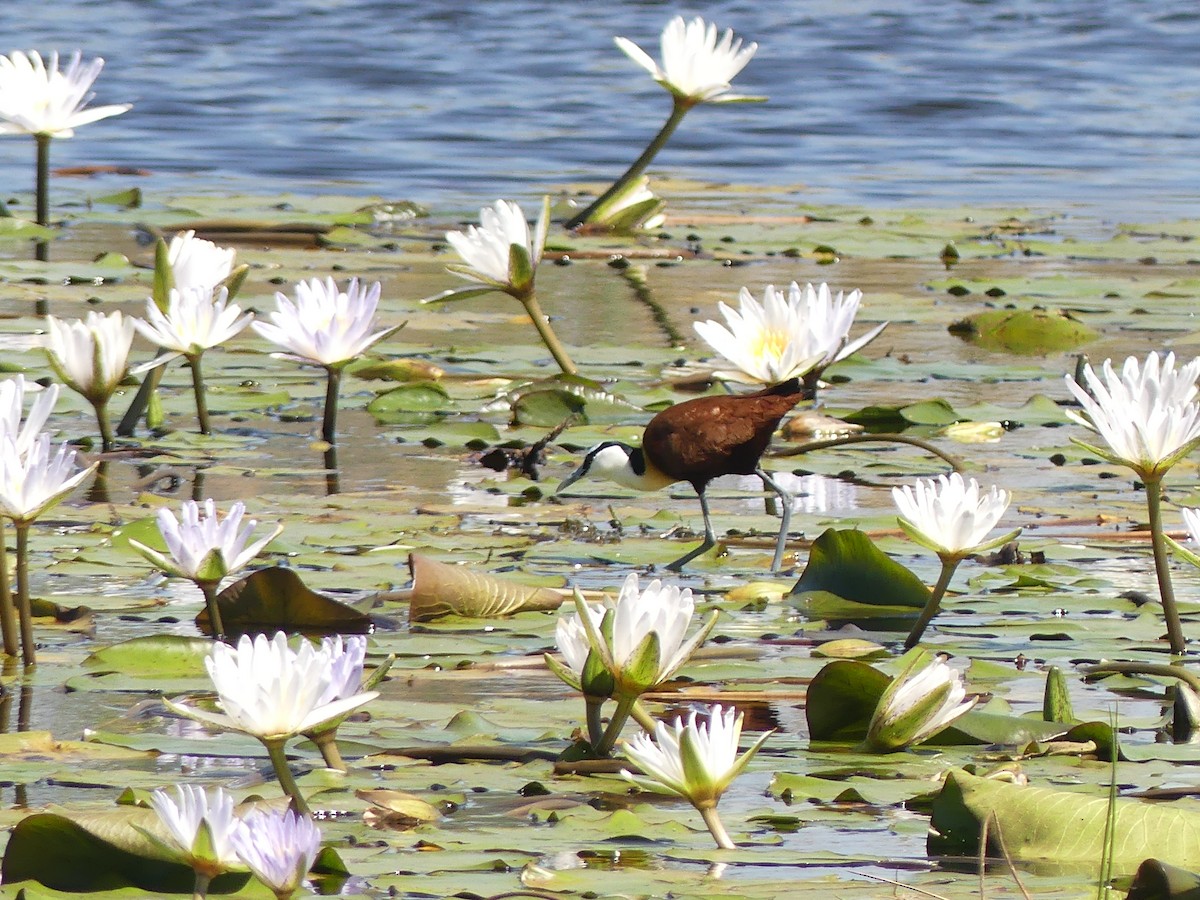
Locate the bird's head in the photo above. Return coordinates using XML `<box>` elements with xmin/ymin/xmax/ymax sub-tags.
<box><xmin>557</xmin><ymin>441</ymin><xmax>647</xmax><ymax>493</ymax></box>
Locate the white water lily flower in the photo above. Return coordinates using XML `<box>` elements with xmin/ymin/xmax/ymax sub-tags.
<box><xmin>444</xmin><ymin>199</ymin><xmax>548</xmax><ymax>296</ymax></box>
<box><xmin>555</xmin><ymin>602</ymin><xmax>603</xmax><ymax>678</ymax></box>
<box><xmin>614</xmin><ymin>16</ymin><xmax>761</xmax><ymax>105</ymax></box>
<box><xmin>231</xmin><ymin>808</ymin><xmax>321</xmax><ymax>899</ymax></box>
<box><xmin>585</xmin><ymin>176</ymin><xmax>666</xmax><ymax>232</ymax></box>
<box><xmin>44</xmin><ymin>310</ymin><xmax>136</xmax><ymax>405</ymax></box>
<box><xmin>1065</xmin><ymin>351</ymin><xmax>1200</xmax><ymax>479</ymax></box>
<box><xmin>130</xmin><ymin>498</ymin><xmax>282</xmax><ymax>586</ymax></box>
<box><xmin>0</xmin><ymin>433</ymin><xmax>95</xmax><ymax>524</ymax></box>
<box><xmin>134</xmin><ymin>286</ymin><xmax>253</xmax><ymax>357</ymax></box>
<box><xmin>694</xmin><ymin>282</ymin><xmax>887</xmax><ymax>385</ymax></box>
<box><xmin>621</xmin><ymin>704</ymin><xmax>771</xmax><ymax>808</ymax></box>
<box><xmin>252</xmin><ymin>277</ymin><xmax>392</xmax><ymax>368</ymax></box>
<box><xmin>168</xmin><ymin>230</ymin><xmax>236</xmax><ymax>294</ymax></box>
<box><xmin>147</xmin><ymin>785</ymin><xmax>244</xmax><ymax>877</ymax></box>
<box><xmin>0</xmin><ymin>376</ymin><xmax>58</xmax><ymax>457</ymax></box>
<box><xmin>892</xmin><ymin>472</ymin><xmax>1013</xmax><ymax>558</ymax></box>
<box><xmin>1183</xmin><ymin>507</ymin><xmax>1200</xmax><ymax>549</ymax></box>
<box><xmin>0</xmin><ymin>50</ymin><xmax>130</xmax><ymax>137</ymax></box>
<box><xmin>864</xmin><ymin>652</ymin><xmax>979</xmax><ymax>752</ymax></box>
<box><xmin>166</xmin><ymin>632</ymin><xmax>379</xmax><ymax>741</ymax></box>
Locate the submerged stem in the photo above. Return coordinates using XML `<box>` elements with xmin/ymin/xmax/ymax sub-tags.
<box><xmin>518</xmin><ymin>292</ymin><xmax>577</xmax><ymax>375</ymax></box>
<box><xmin>1145</xmin><ymin>474</ymin><xmax>1186</xmax><ymax>655</ymax></box>
<box><xmin>585</xmin><ymin>696</ymin><xmax>606</xmax><ymax>750</ymax></box>
<box><xmin>564</xmin><ymin>98</ymin><xmax>691</xmax><ymax>229</ymax></box>
<box><xmin>0</xmin><ymin>520</ymin><xmax>15</xmax><ymax>658</ymax></box>
<box><xmin>264</xmin><ymin>738</ymin><xmax>311</xmax><ymax>816</ymax></box>
<box><xmin>197</xmin><ymin>580</ymin><xmax>225</xmax><ymax>641</ymax></box>
<box><xmin>92</xmin><ymin>397</ymin><xmax>114</xmax><ymax>453</ymax></box>
<box><xmin>189</xmin><ymin>353</ymin><xmax>210</xmax><ymax>435</ymax></box>
<box><xmin>322</xmin><ymin>365</ymin><xmax>341</xmax><ymax>445</ymax></box>
<box><xmin>904</xmin><ymin>554</ymin><xmax>962</xmax><ymax>650</ymax></box>
<box><xmin>14</xmin><ymin>522</ymin><xmax>33</xmax><ymax>668</ymax></box>
<box><xmin>34</xmin><ymin>133</ymin><xmax>51</xmax><ymax>263</ymax></box>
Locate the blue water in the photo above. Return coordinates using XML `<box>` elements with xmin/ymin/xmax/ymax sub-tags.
<box><xmin>3</xmin><ymin>0</ymin><xmax>1199</xmax><ymax>219</ymax></box>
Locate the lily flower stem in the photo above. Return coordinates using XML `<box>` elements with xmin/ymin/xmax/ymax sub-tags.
<box><xmin>518</xmin><ymin>292</ymin><xmax>577</xmax><ymax>375</ymax></box>
<box><xmin>188</xmin><ymin>353</ymin><xmax>210</xmax><ymax>435</ymax></box>
<box><xmin>699</xmin><ymin>804</ymin><xmax>736</xmax><ymax>850</ymax></box>
<box><xmin>309</xmin><ymin>730</ymin><xmax>347</xmax><ymax>772</ymax></box>
<box><xmin>192</xmin><ymin>871</ymin><xmax>211</xmax><ymax>900</ymax></box>
<box><xmin>264</xmin><ymin>738</ymin><xmax>312</xmax><ymax>816</ymax></box>
<box><xmin>197</xmin><ymin>580</ymin><xmax>225</xmax><ymax>641</ymax></box>
<box><xmin>0</xmin><ymin>520</ymin><xmax>16</xmax><ymax>658</ymax></box>
<box><xmin>14</xmin><ymin>521</ymin><xmax>34</xmax><ymax>668</ymax></box>
<box><xmin>117</xmin><ymin>354</ymin><xmax>167</xmax><ymax>437</ymax></box>
<box><xmin>594</xmin><ymin>695</ymin><xmax>636</xmax><ymax>757</ymax></box>
<box><xmin>630</xmin><ymin>700</ymin><xmax>659</xmax><ymax>733</ymax></box>
<box><xmin>322</xmin><ymin>365</ymin><xmax>341</xmax><ymax>445</ymax></box>
<box><xmin>904</xmin><ymin>554</ymin><xmax>962</xmax><ymax>650</ymax></box>
<box><xmin>1145</xmin><ymin>474</ymin><xmax>1186</xmax><ymax>655</ymax></box>
<box><xmin>564</xmin><ymin>98</ymin><xmax>691</xmax><ymax>229</ymax></box>
<box><xmin>34</xmin><ymin>133</ymin><xmax>51</xmax><ymax>263</ymax></box>
<box><xmin>585</xmin><ymin>696</ymin><xmax>606</xmax><ymax>749</ymax></box>
<box><xmin>91</xmin><ymin>398</ymin><xmax>114</xmax><ymax>453</ymax></box>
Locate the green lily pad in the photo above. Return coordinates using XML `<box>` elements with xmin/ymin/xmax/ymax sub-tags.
<box><xmin>198</xmin><ymin>566</ymin><xmax>375</xmax><ymax>636</ymax></box>
<box><xmin>948</xmin><ymin>308</ymin><xmax>1098</xmax><ymax>355</ymax></box>
<box><xmin>789</xmin><ymin>528</ymin><xmax>930</xmax><ymax>620</ymax></box>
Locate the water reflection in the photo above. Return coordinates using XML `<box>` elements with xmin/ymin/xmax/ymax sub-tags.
<box><xmin>324</xmin><ymin>445</ymin><xmax>340</xmax><ymax>495</ymax></box>
<box><xmin>734</xmin><ymin>471</ymin><xmax>860</xmax><ymax>515</ymax></box>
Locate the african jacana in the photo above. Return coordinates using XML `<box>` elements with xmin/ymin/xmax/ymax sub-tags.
<box><xmin>557</xmin><ymin>378</ymin><xmax>807</xmax><ymax>571</ymax></box>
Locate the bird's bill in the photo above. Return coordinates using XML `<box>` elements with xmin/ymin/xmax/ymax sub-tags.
<box><xmin>556</xmin><ymin>461</ymin><xmax>591</xmax><ymax>494</ymax></box>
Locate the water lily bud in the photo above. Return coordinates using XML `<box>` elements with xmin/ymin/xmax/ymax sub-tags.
<box><xmin>864</xmin><ymin>650</ymin><xmax>978</xmax><ymax>753</ymax></box>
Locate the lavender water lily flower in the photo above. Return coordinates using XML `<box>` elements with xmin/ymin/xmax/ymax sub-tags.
<box><xmin>231</xmin><ymin>808</ymin><xmax>321</xmax><ymax>900</ymax></box>
<box><xmin>129</xmin><ymin>498</ymin><xmax>282</xmax><ymax>639</ymax></box>
<box><xmin>694</xmin><ymin>282</ymin><xmax>887</xmax><ymax>390</ymax></box>
<box><xmin>565</xmin><ymin>16</ymin><xmax>762</xmax><ymax>230</ymax></box>
<box><xmin>252</xmin><ymin>276</ymin><xmax>397</xmax><ymax>444</ymax></box>
<box><xmin>1065</xmin><ymin>351</ymin><xmax>1200</xmax><ymax>655</ymax></box>
<box><xmin>0</xmin><ymin>51</ymin><xmax>131</xmax><ymax>253</ymax></box>
<box><xmin>303</xmin><ymin>634</ymin><xmax>371</xmax><ymax>770</ymax></box>
<box><xmin>621</xmin><ymin>704</ymin><xmax>771</xmax><ymax>849</ymax></box>
<box><xmin>893</xmin><ymin>473</ymin><xmax>1018</xmax><ymax>648</ymax></box>
<box><xmin>44</xmin><ymin>310</ymin><xmax>137</xmax><ymax>451</ymax></box>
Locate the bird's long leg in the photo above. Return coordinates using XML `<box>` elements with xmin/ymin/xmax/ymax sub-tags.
<box><xmin>756</xmin><ymin>467</ymin><xmax>795</xmax><ymax>572</ymax></box>
<box><xmin>666</xmin><ymin>486</ymin><xmax>716</xmax><ymax>572</ymax></box>
<box><xmin>758</xmin><ymin>472</ymin><xmax>779</xmax><ymax>516</ymax></box>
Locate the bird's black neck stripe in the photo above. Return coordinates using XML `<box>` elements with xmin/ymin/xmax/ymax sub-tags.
<box><xmin>628</xmin><ymin>446</ymin><xmax>647</xmax><ymax>476</ymax></box>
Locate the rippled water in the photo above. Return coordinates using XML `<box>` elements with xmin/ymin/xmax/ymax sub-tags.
<box><xmin>3</xmin><ymin>0</ymin><xmax>1199</xmax><ymax>218</ymax></box>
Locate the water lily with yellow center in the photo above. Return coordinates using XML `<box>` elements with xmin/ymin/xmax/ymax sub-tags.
<box><xmin>694</xmin><ymin>282</ymin><xmax>888</xmax><ymax>391</ymax></box>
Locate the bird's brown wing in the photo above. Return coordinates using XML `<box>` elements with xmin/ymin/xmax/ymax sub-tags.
<box><xmin>644</xmin><ymin>392</ymin><xmax>800</xmax><ymax>483</ymax></box>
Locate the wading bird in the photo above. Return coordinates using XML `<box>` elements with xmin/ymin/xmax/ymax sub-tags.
<box><xmin>558</xmin><ymin>378</ymin><xmax>805</xmax><ymax>571</ymax></box>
